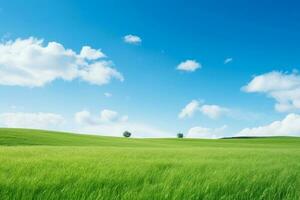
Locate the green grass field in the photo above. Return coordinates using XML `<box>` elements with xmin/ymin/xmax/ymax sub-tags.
<box><xmin>0</xmin><ymin>128</ymin><xmax>299</xmax><ymax>200</ymax></box>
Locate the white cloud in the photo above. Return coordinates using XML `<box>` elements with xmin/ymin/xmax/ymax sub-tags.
<box><xmin>0</xmin><ymin>112</ymin><xmax>64</xmax><ymax>129</ymax></box>
<box><xmin>237</xmin><ymin>113</ymin><xmax>300</xmax><ymax>136</ymax></box>
<box><xmin>178</xmin><ymin>100</ymin><xmax>228</xmax><ymax>119</ymax></box>
<box><xmin>79</xmin><ymin>61</ymin><xmax>124</xmax><ymax>85</ymax></box>
<box><xmin>178</xmin><ymin>100</ymin><xmax>200</xmax><ymax>118</ymax></box>
<box><xmin>242</xmin><ymin>71</ymin><xmax>300</xmax><ymax>92</ymax></box>
<box><xmin>75</xmin><ymin>109</ymin><xmax>127</xmax><ymax>125</ymax></box>
<box><xmin>80</xmin><ymin>46</ymin><xmax>106</xmax><ymax>60</ymax></box>
<box><xmin>187</xmin><ymin>125</ymin><xmax>227</xmax><ymax>139</ymax></box>
<box><xmin>0</xmin><ymin>37</ymin><xmax>123</xmax><ymax>87</ymax></box>
<box><xmin>199</xmin><ymin>105</ymin><xmax>229</xmax><ymax>119</ymax></box>
<box><xmin>104</xmin><ymin>92</ymin><xmax>112</xmax><ymax>97</ymax></box>
<box><xmin>242</xmin><ymin>71</ymin><xmax>300</xmax><ymax>112</ymax></box>
<box><xmin>75</xmin><ymin>110</ymin><xmax>97</xmax><ymax>126</ymax></box>
<box><xmin>74</xmin><ymin>110</ymin><xmax>170</xmax><ymax>137</ymax></box>
<box><xmin>100</xmin><ymin>109</ymin><xmax>120</xmax><ymax>122</ymax></box>
<box><xmin>177</xmin><ymin>60</ymin><xmax>201</xmax><ymax>72</ymax></box>
<box><xmin>123</xmin><ymin>34</ymin><xmax>142</xmax><ymax>44</ymax></box>
<box><xmin>224</xmin><ymin>58</ymin><xmax>233</xmax><ymax>64</ymax></box>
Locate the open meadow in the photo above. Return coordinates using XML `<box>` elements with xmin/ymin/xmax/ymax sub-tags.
<box><xmin>0</xmin><ymin>128</ymin><xmax>299</xmax><ymax>199</ymax></box>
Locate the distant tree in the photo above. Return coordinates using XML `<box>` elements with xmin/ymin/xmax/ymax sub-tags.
<box><xmin>177</xmin><ymin>132</ymin><xmax>184</xmax><ymax>138</ymax></box>
<box><xmin>123</xmin><ymin>131</ymin><xmax>131</xmax><ymax>138</ymax></box>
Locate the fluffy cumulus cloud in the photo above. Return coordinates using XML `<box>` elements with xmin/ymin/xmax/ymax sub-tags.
<box><xmin>0</xmin><ymin>37</ymin><xmax>123</xmax><ymax>87</ymax></box>
<box><xmin>80</xmin><ymin>46</ymin><xmax>106</xmax><ymax>60</ymax></box>
<box><xmin>178</xmin><ymin>100</ymin><xmax>229</xmax><ymax>119</ymax></box>
<box><xmin>177</xmin><ymin>60</ymin><xmax>201</xmax><ymax>72</ymax></box>
<box><xmin>74</xmin><ymin>109</ymin><xmax>170</xmax><ymax>137</ymax></box>
<box><xmin>224</xmin><ymin>57</ymin><xmax>233</xmax><ymax>64</ymax></box>
<box><xmin>0</xmin><ymin>112</ymin><xmax>64</xmax><ymax>129</ymax></box>
<box><xmin>238</xmin><ymin>113</ymin><xmax>300</xmax><ymax>136</ymax></box>
<box><xmin>187</xmin><ymin>125</ymin><xmax>227</xmax><ymax>139</ymax></box>
<box><xmin>123</xmin><ymin>34</ymin><xmax>142</xmax><ymax>44</ymax></box>
<box><xmin>242</xmin><ymin>71</ymin><xmax>300</xmax><ymax>112</ymax></box>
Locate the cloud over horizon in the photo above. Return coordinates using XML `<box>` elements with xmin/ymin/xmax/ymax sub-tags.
<box><xmin>0</xmin><ymin>112</ymin><xmax>64</xmax><ymax>129</ymax></box>
<box><xmin>75</xmin><ymin>109</ymin><xmax>170</xmax><ymax>137</ymax></box>
<box><xmin>187</xmin><ymin>125</ymin><xmax>227</xmax><ymax>138</ymax></box>
<box><xmin>238</xmin><ymin>113</ymin><xmax>300</xmax><ymax>137</ymax></box>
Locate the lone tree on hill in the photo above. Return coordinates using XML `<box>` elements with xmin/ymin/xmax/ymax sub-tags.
<box><xmin>177</xmin><ymin>132</ymin><xmax>184</xmax><ymax>138</ymax></box>
<box><xmin>123</xmin><ymin>131</ymin><xmax>131</xmax><ymax>138</ymax></box>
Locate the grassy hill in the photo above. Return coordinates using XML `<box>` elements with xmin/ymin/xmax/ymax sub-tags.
<box><xmin>0</xmin><ymin>128</ymin><xmax>299</xmax><ymax>199</ymax></box>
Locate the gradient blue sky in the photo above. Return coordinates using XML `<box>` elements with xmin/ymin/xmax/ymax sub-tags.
<box><xmin>1</xmin><ymin>0</ymin><xmax>300</xmax><ymax>137</ymax></box>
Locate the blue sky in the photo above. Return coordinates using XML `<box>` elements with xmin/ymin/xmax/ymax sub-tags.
<box><xmin>1</xmin><ymin>0</ymin><xmax>300</xmax><ymax>137</ymax></box>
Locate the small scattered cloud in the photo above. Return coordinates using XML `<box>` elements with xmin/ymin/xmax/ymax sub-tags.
<box><xmin>224</xmin><ymin>57</ymin><xmax>233</xmax><ymax>64</ymax></box>
<box><xmin>178</xmin><ymin>100</ymin><xmax>200</xmax><ymax>118</ymax></box>
<box><xmin>123</xmin><ymin>34</ymin><xmax>142</xmax><ymax>44</ymax></box>
<box><xmin>237</xmin><ymin>113</ymin><xmax>300</xmax><ymax>137</ymax></box>
<box><xmin>100</xmin><ymin>109</ymin><xmax>127</xmax><ymax>122</ymax></box>
<box><xmin>178</xmin><ymin>100</ymin><xmax>229</xmax><ymax>119</ymax></box>
<box><xmin>104</xmin><ymin>92</ymin><xmax>112</xmax><ymax>97</ymax></box>
<box><xmin>177</xmin><ymin>60</ymin><xmax>201</xmax><ymax>72</ymax></box>
<box><xmin>0</xmin><ymin>112</ymin><xmax>64</xmax><ymax>129</ymax></box>
<box><xmin>199</xmin><ymin>105</ymin><xmax>229</xmax><ymax>119</ymax></box>
<box><xmin>75</xmin><ymin>109</ymin><xmax>127</xmax><ymax>125</ymax></box>
<box><xmin>0</xmin><ymin>37</ymin><xmax>123</xmax><ymax>87</ymax></box>
<box><xmin>242</xmin><ymin>71</ymin><xmax>300</xmax><ymax>112</ymax></box>
<box><xmin>75</xmin><ymin>110</ymin><xmax>98</xmax><ymax>126</ymax></box>
<box><xmin>187</xmin><ymin>125</ymin><xmax>227</xmax><ymax>139</ymax></box>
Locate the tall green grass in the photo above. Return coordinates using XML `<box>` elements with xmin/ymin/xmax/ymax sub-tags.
<box><xmin>0</xmin><ymin>128</ymin><xmax>299</xmax><ymax>199</ymax></box>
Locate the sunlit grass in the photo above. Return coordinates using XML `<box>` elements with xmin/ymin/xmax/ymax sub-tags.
<box><xmin>0</xmin><ymin>128</ymin><xmax>299</xmax><ymax>199</ymax></box>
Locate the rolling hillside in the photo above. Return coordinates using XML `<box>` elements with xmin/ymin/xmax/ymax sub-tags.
<box><xmin>0</xmin><ymin>128</ymin><xmax>299</xmax><ymax>200</ymax></box>
<box><xmin>0</xmin><ymin>128</ymin><xmax>299</xmax><ymax>147</ymax></box>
